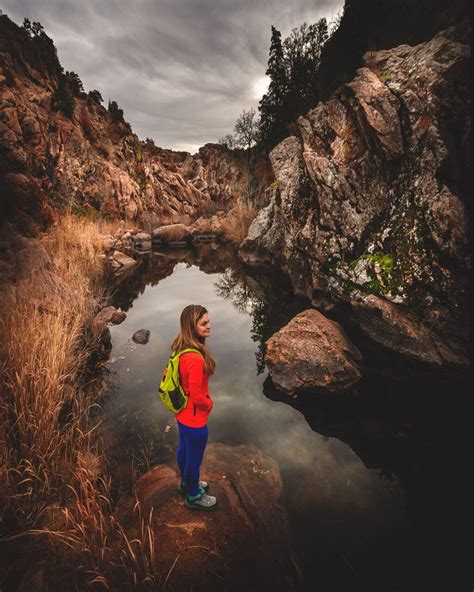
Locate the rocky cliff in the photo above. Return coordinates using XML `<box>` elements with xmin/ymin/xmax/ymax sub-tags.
<box><xmin>317</xmin><ymin>0</ymin><xmax>470</xmax><ymax>102</ymax></box>
<box><xmin>0</xmin><ymin>14</ymin><xmax>271</xmax><ymax>236</ymax></box>
<box><xmin>240</xmin><ymin>27</ymin><xmax>471</xmax><ymax>367</ymax></box>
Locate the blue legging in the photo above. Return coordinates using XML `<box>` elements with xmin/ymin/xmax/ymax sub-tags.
<box><xmin>176</xmin><ymin>421</ymin><xmax>208</xmax><ymax>497</ymax></box>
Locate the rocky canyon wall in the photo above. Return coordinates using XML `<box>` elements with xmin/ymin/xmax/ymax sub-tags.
<box><xmin>240</xmin><ymin>27</ymin><xmax>471</xmax><ymax>367</ymax></box>
<box><xmin>0</xmin><ymin>14</ymin><xmax>271</xmax><ymax>236</ymax></box>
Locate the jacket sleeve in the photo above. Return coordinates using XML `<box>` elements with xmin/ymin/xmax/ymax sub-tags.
<box><xmin>182</xmin><ymin>353</ymin><xmax>212</xmax><ymax>411</ymax></box>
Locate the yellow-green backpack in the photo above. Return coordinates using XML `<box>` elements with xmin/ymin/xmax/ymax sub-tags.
<box><xmin>158</xmin><ymin>348</ymin><xmax>202</xmax><ymax>413</ymax></box>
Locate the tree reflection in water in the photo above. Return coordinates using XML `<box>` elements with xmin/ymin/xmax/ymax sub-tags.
<box><xmin>214</xmin><ymin>266</ymin><xmax>308</xmax><ymax>374</ymax></box>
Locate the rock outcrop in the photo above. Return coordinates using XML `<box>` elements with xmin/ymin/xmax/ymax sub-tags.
<box><xmin>350</xmin><ymin>292</ymin><xmax>469</xmax><ymax>366</ymax></box>
<box><xmin>265</xmin><ymin>309</ymin><xmax>363</xmax><ymax>394</ymax></box>
<box><xmin>240</xmin><ymin>28</ymin><xmax>470</xmax><ymax>367</ymax></box>
<box><xmin>115</xmin><ymin>443</ymin><xmax>296</xmax><ymax>591</ymax></box>
<box><xmin>317</xmin><ymin>0</ymin><xmax>470</xmax><ymax>103</ymax></box>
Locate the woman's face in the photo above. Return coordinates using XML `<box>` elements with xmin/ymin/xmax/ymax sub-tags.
<box><xmin>195</xmin><ymin>313</ymin><xmax>211</xmax><ymax>339</ymax></box>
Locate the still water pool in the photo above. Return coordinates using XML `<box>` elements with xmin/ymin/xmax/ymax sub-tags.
<box><xmin>101</xmin><ymin>244</ymin><xmax>464</xmax><ymax>592</ymax></box>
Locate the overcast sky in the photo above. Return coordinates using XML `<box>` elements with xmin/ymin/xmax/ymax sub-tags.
<box><xmin>1</xmin><ymin>0</ymin><xmax>343</xmax><ymax>153</ymax></box>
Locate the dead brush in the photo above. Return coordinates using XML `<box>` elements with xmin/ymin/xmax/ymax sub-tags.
<box><xmin>220</xmin><ymin>197</ymin><xmax>257</xmax><ymax>245</ymax></box>
<box><xmin>55</xmin><ymin>468</ymin><xmax>120</xmax><ymax>589</ymax></box>
<box><xmin>0</xmin><ymin>213</ymin><xmax>161</xmax><ymax>589</ymax></box>
<box><xmin>0</xmin><ymin>216</ymin><xmax>106</xmax><ymax>528</ymax></box>
<box><xmin>112</xmin><ymin>498</ymin><xmax>158</xmax><ymax>589</ymax></box>
<box><xmin>6</xmin><ymin>469</ymin><xmax>159</xmax><ymax>590</ymax></box>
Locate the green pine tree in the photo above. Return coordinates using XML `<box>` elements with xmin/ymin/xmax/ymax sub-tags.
<box><xmin>65</xmin><ymin>71</ymin><xmax>84</xmax><ymax>96</ymax></box>
<box><xmin>258</xmin><ymin>26</ymin><xmax>288</xmax><ymax>148</ymax></box>
<box><xmin>88</xmin><ymin>89</ymin><xmax>103</xmax><ymax>104</ymax></box>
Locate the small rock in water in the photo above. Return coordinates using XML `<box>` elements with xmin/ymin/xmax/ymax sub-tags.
<box><xmin>132</xmin><ymin>329</ymin><xmax>150</xmax><ymax>344</ymax></box>
<box><xmin>134</xmin><ymin>232</ymin><xmax>152</xmax><ymax>243</ymax></box>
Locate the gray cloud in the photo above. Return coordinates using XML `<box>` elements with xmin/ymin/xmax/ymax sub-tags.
<box><xmin>1</xmin><ymin>0</ymin><xmax>344</xmax><ymax>152</ymax></box>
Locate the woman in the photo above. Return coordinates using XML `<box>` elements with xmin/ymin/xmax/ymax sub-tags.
<box><xmin>171</xmin><ymin>304</ymin><xmax>217</xmax><ymax>511</ymax></box>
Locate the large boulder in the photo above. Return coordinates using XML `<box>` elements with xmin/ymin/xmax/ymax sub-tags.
<box><xmin>190</xmin><ymin>215</ymin><xmax>226</xmax><ymax>243</ymax></box>
<box><xmin>152</xmin><ymin>223</ymin><xmax>191</xmax><ymax>246</ymax></box>
<box><xmin>265</xmin><ymin>309</ymin><xmax>363</xmax><ymax>394</ymax></box>
<box><xmin>15</xmin><ymin>243</ymin><xmax>52</xmax><ymax>281</ymax></box>
<box><xmin>115</xmin><ymin>443</ymin><xmax>296</xmax><ymax>591</ymax></box>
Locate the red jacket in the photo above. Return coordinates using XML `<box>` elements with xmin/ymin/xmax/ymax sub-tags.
<box><xmin>176</xmin><ymin>351</ymin><xmax>213</xmax><ymax>428</ymax></box>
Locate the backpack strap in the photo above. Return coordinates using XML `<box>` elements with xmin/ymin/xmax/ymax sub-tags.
<box><xmin>173</xmin><ymin>347</ymin><xmax>203</xmax><ymax>359</ymax></box>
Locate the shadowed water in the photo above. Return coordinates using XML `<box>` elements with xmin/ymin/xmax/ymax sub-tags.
<box><xmin>101</xmin><ymin>244</ymin><xmax>469</xmax><ymax>592</ymax></box>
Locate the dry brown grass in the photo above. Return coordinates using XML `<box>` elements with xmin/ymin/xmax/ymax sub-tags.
<box><xmin>0</xmin><ymin>213</ymin><xmax>160</xmax><ymax>589</ymax></box>
<box><xmin>220</xmin><ymin>197</ymin><xmax>258</xmax><ymax>246</ymax></box>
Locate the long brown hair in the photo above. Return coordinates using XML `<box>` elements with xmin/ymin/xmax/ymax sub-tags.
<box><xmin>171</xmin><ymin>304</ymin><xmax>216</xmax><ymax>375</ymax></box>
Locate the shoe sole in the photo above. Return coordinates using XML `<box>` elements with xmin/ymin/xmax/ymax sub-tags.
<box><xmin>177</xmin><ymin>485</ymin><xmax>209</xmax><ymax>495</ymax></box>
<box><xmin>184</xmin><ymin>499</ymin><xmax>218</xmax><ymax>511</ymax></box>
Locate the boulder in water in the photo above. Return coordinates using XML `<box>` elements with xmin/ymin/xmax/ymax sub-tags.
<box><xmin>152</xmin><ymin>223</ymin><xmax>191</xmax><ymax>246</ymax></box>
<box><xmin>111</xmin><ymin>250</ymin><xmax>137</xmax><ymax>273</ymax></box>
<box><xmin>111</xmin><ymin>310</ymin><xmax>126</xmax><ymax>324</ymax></box>
<box><xmin>265</xmin><ymin>309</ymin><xmax>363</xmax><ymax>394</ymax></box>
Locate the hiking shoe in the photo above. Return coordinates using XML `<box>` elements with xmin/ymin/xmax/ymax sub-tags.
<box><xmin>184</xmin><ymin>492</ymin><xmax>217</xmax><ymax>511</ymax></box>
<box><xmin>177</xmin><ymin>480</ymin><xmax>209</xmax><ymax>495</ymax></box>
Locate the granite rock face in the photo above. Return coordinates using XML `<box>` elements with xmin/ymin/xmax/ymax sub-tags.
<box><xmin>240</xmin><ymin>28</ymin><xmax>471</xmax><ymax>367</ymax></box>
<box><xmin>265</xmin><ymin>309</ymin><xmax>363</xmax><ymax>394</ymax></box>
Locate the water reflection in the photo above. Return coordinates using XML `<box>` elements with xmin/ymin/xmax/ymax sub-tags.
<box><xmin>101</xmin><ymin>245</ymin><xmax>467</xmax><ymax>592</ymax></box>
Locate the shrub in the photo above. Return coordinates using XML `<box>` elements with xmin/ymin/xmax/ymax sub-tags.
<box><xmin>71</xmin><ymin>202</ymin><xmax>108</xmax><ymax>220</ymax></box>
<box><xmin>88</xmin><ymin>89</ymin><xmax>103</xmax><ymax>104</ymax></box>
<box><xmin>52</xmin><ymin>76</ymin><xmax>75</xmax><ymax>118</ymax></box>
<box><xmin>64</xmin><ymin>71</ymin><xmax>84</xmax><ymax>95</ymax></box>
<box><xmin>220</xmin><ymin>198</ymin><xmax>258</xmax><ymax>245</ymax></box>
<box><xmin>108</xmin><ymin>100</ymin><xmax>124</xmax><ymax>123</ymax></box>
